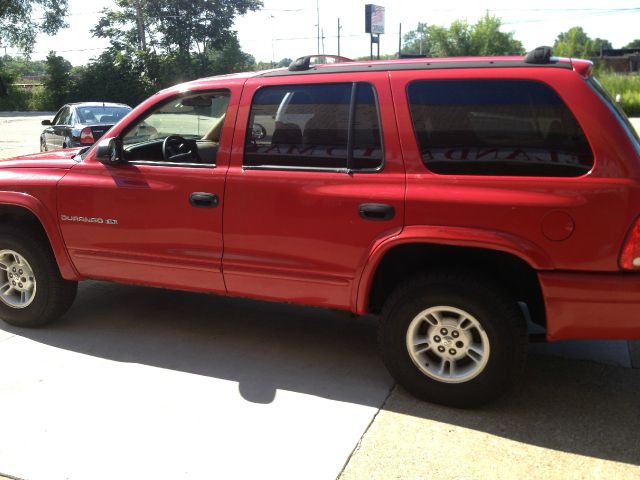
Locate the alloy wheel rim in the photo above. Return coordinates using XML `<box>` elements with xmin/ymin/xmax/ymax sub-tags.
<box><xmin>0</xmin><ymin>250</ymin><xmax>37</xmax><ymax>309</ymax></box>
<box><xmin>406</xmin><ymin>305</ymin><xmax>490</xmax><ymax>384</ymax></box>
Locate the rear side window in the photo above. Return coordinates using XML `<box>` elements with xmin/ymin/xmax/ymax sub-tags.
<box><xmin>407</xmin><ymin>79</ymin><xmax>594</xmax><ymax>176</ymax></box>
<box><xmin>244</xmin><ymin>83</ymin><xmax>383</xmax><ymax>171</ymax></box>
<box><xmin>588</xmin><ymin>77</ymin><xmax>640</xmax><ymax>158</ymax></box>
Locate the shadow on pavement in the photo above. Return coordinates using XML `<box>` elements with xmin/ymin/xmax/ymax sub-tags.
<box><xmin>2</xmin><ymin>281</ymin><xmax>639</xmax><ymax>466</ymax></box>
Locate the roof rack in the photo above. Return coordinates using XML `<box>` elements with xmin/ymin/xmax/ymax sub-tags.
<box><xmin>524</xmin><ymin>46</ymin><xmax>554</xmax><ymax>64</ymax></box>
<box><xmin>289</xmin><ymin>55</ymin><xmax>353</xmax><ymax>72</ymax></box>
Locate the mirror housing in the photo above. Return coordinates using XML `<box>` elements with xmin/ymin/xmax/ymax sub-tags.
<box><xmin>95</xmin><ymin>136</ymin><xmax>125</xmax><ymax>165</ymax></box>
<box><xmin>41</xmin><ymin>119</ymin><xmax>52</xmax><ymax>126</ymax></box>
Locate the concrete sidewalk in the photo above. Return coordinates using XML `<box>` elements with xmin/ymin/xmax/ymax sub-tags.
<box><xmin>341</xmin><ymin>356</ymin><xmax>640</xmax><ymax>480</ymax></box>
<box><xmin>1</xmin><ymin>282</ymin><xmax>639</xmax><ymax>480</ymax></box>
<box><xmin>0</xmin><ymin>282</ymin><xmax>393</xmax><ymax>480</ymax></box>
<box><xmin>0</xmin><ymin>113</ymin><xmax>53</xmax><ymax>159</ymax></box>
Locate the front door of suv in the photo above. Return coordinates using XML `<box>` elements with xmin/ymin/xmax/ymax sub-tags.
<box><xmin>223</xmin><ymin>73</ymin><xmax>405</xmax><ymax>310</ymax></box>
<box><xmin>57</xmin><ymin>88</ymin><xmax>239</xmax><ymax>293</ymax></box>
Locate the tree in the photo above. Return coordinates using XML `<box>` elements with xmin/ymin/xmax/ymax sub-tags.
<box><xmin>0</xmin><ymin>0</ymin><xmax>68</xmax><ymax>53</ymax></box>
<box><xmin>93</xmin><ymin>0</ymin><xmax>262</xmax><ymax>56</ymax></box>
<box><xmin>275</xmin><ymin>58</ymin><xmax>293</xmax><ymax>68</ymax></box>
<box><xmin>624</xmin><ymin>39</ymin><xmax>640</xmax><ymax>49</ymax></box>
<box><xmin>0</xmin><ymin>55</ymin><xmax>47</xmax><ymax>78</ymax></box>
<box><xmin>471</xmin><ymin>13</ymin><xmax>524</xmax><ymax>56</ymax></box>
<box><xmin>402</xmin><ymin>13</ymin><xmax>523</xmax><ymax>57</ymax></box>
<box><xmin>403</xmin><ymin>22</ymin><xmax>431</xmax><ymax>55</ymax></box>
<box><xmin>553</xmin><ymin>27</ymin><xmax>612</xmax><ymax>57</ymax></box>
<box><xmin>71</xmin><ymin>49</ymin><xmax>155</xmax><ymax>107</ymax></box>
<box><xmin>92</xmin><ymin>0</ymin><xmax>261</xmax><ymax>89</ymax></box>
<box><xmin>208</xmin><ymin>37</ymin><xmax>256</xmax><ymax>74</ymax></box>
<box><xmin>44</xmin><ymin>51</ymin><xmax>72</xmax><ymax>109</ymax></box>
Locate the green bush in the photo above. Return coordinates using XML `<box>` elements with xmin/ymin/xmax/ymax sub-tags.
<box><xmin>0</xmin><ymin>86</ymin><xmax>45</xmax><ymax>111</ymax></box>
<box><xmin>596</xmin><ymin>73</ymin><xmax>640</xmax><ymax>117</ymax></box>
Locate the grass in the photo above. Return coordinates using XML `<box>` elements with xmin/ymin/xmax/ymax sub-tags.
<box><xmin>596</xmin><ymin>73</ymin><xmax>640</xmax><ymax>117</ymax></box>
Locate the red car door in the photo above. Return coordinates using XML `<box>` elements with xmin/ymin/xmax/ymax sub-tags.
<box><xmin>222</xmin><ymin>72</ymin><xmax>405</xmax><ymax>310</ymax></box>
<box><xmin>57</xmin><ymin>87</ymin><xmax>240</xmax><ymax>293</ymax></box>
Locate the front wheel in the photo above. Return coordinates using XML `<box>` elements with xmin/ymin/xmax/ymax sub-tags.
<box><xmin>379</xmin><ymin>271</ymin><xmax>527</xmax><ymax>408</ymax></box>
<box><xmin>0</xmin><ymin>227</ymin><xmax>77</xmax><ymax>327</ymax></box>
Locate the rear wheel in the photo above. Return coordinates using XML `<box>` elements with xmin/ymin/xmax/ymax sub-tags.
<box><xmin>0</xmin><ymin>228</ymin><xmax>77</xmax><ymax>327</ymax></box>
<box><xmin>379</xmin><ymin>271</ymin><xmax>527</xmax><ymax>408</ymax></box>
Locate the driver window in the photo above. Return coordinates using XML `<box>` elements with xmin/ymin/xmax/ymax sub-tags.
<box><xmin>122</xmin><ymin>90</ymin><xmax>230</xmax><ymax>166</ymax></box>
<box><xmin>54</xmin><ymin>107</ymin><xmax>70</xmax><ymax>126</ymax></box>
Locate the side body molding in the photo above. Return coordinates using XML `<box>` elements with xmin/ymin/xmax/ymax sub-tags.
<box><xmin>0</xmin><ymin>191</ymin><xmax>80</xmax><ymax>280</ymax></box>
<box><xmin>354</xmin><ymin>225</ymin><xmax>553</xmax><ymax>314</ymax></box>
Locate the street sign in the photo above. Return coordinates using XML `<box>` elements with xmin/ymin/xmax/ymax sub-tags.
<box><xmin>365</xmin><ymin>5</ymin><xmax>385</xmax><ymax>35</ymax></box>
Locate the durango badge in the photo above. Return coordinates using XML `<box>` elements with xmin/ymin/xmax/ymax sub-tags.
<box><xmin>60</xmin><ymin>215</ymin><xmax>118</xmax><ymax>225</ymax></box>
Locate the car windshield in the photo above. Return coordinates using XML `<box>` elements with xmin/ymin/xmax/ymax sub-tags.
<box><xmin>76</xmin><ymin>105</ymin><xmax>131</xmax><ymax>125</ymax></box>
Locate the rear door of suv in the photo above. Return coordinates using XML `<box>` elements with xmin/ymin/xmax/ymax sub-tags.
<box><xmin>222</xmin><ymin>71</ymin><xmax>405</xmax><ymax>310</ymax></box>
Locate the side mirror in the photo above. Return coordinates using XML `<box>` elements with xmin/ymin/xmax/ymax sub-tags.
<box><xmin>41</xmin><ymin>119</ymin><xmax>52</xmax><ymax>126</ymax></box>
<box><xmin>95</xmin><ymin>137</ymin><xmax>125</xmax><ymax>165</ymax></box>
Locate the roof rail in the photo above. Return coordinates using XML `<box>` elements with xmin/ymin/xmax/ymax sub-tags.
<box><xmin>289</xmin><ymin>55</ymin><xmax>353</xmax><ymax>72</ymax></box>
<box><xmin>524</xmin><ymin>46</ymin><xmax>553</xmax><ymax>64</ymax></box>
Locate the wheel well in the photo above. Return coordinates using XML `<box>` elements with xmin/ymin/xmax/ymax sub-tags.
<box><xmin>367</xmin><ymin>243</ymin><xmax>546</xmax><ymax>328</ymax></box>
<box><xmin>0</xmin><ymin>205</ymin><xmax>50</xmax><ymax>246</ymax></box>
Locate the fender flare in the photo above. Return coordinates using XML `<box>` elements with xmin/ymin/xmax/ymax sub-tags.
<box><xmin>353</xmin><ymin>225</ymin><xmax>553</xmax><ymax>314</ymax></box>
<box><xmin>0</xmin><ymin>191</ymin><xmax>80</xmax><ymax>280</ymax></box>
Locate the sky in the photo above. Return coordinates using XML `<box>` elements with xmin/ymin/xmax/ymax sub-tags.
<box><xmin>6</xmin><ymin>0</ymin><xmax>640</xmax><ymax>66</ymax></box>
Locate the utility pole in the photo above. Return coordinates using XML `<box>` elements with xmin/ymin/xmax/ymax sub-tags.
<box><xmin>269</xmin><ymin>14</ymin><xmax>275</xmax><ymax>67</ymax></box>
<box><xmin>398</xmin><ymin>23</ymin><xmax>402</xmax><ymax>58</ymax></box>
<box><xmin>321</xmin><ymin>28</ymin><xmax>325</xmax><ymax>55</ymax></box>
<box><xmin>337</xmin><ymin>18</ymin><xmax>341</xmax><ymax>57</ymax></box>
<box><xmin>135</xmin><ymin>0</ymin><xmax>147</xmax><ymax>51</ymax></box>
<box><xmin>316</xmin><ymin>0</ymin><xmax>320</xmax><ymax>56</ymax></box>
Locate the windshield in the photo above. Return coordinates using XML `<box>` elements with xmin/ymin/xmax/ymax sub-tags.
<box><xmin>76</xmin><ymin>105</ymin><xmax>131</xmax><ymax>125</ymax></box>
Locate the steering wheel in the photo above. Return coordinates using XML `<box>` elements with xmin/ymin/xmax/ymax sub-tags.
<box><xmin>162</xmin><ymin>135</ymin><xmax>198</xmax><ymax>162</ymax></box>
<box><xmin>250</xmin><ymin>123</ymin><xmax>267</xmax><ymax>142</ymax></box>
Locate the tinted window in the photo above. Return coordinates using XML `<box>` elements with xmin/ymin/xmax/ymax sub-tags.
<box><xmin>54</xmin><ymin>107</ymin><xmax>71</xmax><ymax>125</ymax></box>
<box><xmin>352</xmin><ymin>84</ymin><xmax>383</xmax><ymax>170</ymax></box>
<box><xmin>76</xmin><ymin>105</ymin><xmax>132</xmax><ymax>125</ymax></box>
<box><xmin>244</xmin><ymin>83</ymin><xmax>383</xmax><ymax>170</ymax></box>
<box><xmin>589</xmin><ymin>77</ymin><xmax>640</xmax><ymax>157</ymax></box>
<box><xmin>407</xmin><ymin>80</ymin><xmax>594</xmax><ymax>176</ymax></box>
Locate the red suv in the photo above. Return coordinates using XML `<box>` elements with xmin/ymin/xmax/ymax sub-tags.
<box><xmin>1</xmin><ymin>47</ymin><xmax>639</xmax><ymax>407</ymax></box>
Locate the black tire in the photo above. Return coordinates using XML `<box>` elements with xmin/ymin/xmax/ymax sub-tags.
<box><xmin>379</xmin><ymin>271</ymin><xmax>527</xmax><ymax>408</ymax></box>
<box><xmin>0</xmin><ymin>227</ymin><xmax>77</xmax><ymax>327</ymax></box>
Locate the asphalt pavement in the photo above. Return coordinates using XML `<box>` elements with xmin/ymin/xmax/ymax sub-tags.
<box><xmin>0</xmin><ymin>113</ymin><xmax>639</xmax><ymax>479</ymax></box>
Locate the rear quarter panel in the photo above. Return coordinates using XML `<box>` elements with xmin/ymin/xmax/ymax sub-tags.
<box><xmin>389</xmin><ymin>67</ymin><xmax>640</xmax><ymax>272</ymax></box>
